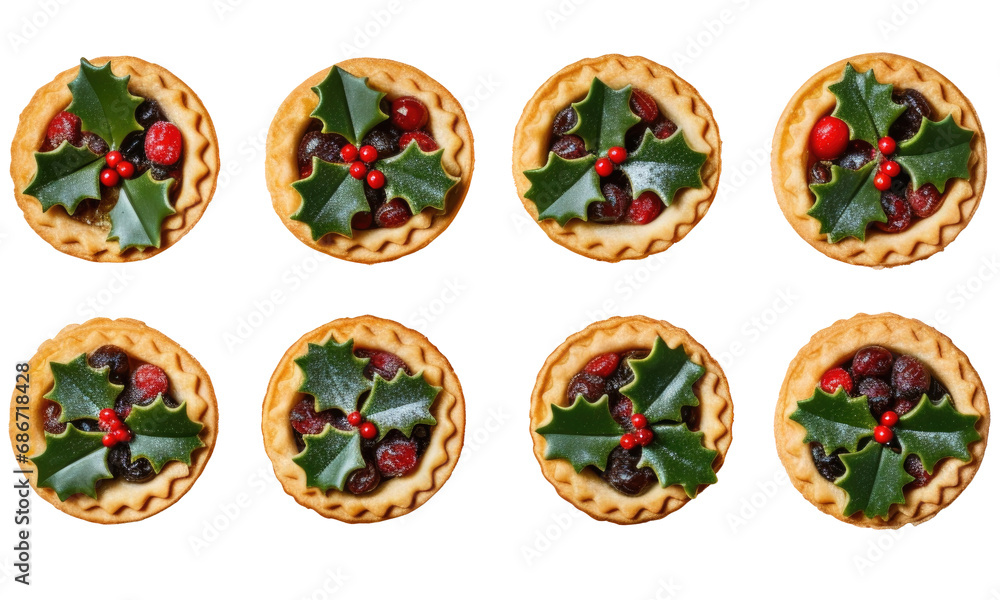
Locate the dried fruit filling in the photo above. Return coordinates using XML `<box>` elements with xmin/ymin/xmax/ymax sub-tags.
<box><xmin>289</xmin><ymin>348</ymin><xmax>431</xmax><ymax>495</ymax></box>
<box><xmin>810</xmin><ymin>346</ymin><xmax>950</xmax><ymax>488</ymax></box>
<box><xmin>296</xmin><ymin>95</ymin><xmax>438</xmax><ymax>231</ymax></box>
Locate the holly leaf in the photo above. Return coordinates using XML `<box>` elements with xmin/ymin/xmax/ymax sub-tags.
<box><xmin>292</xmin><ymin>426</ymin><xmax>365</xmax><ymax>492</ymax></box>
<box><xmin>807</xmin><ymin>161</ymin><xmax>885</xmax><ymax>242</ymax></box>
<box><xmin>310</xmin><ymin>66</ymin><xmax>387</xmax><ymax>145</ymax></box>
<box><xmin>523</xmin><ymin>153</ymin><xmax>601</xmax><ymax>225</ymax></box>
<box><xmin>124</xmin><ymin>396</ymin><xmax>205</xmax><ymax>472</ymax></box>
<box><xmin>379</xmin><ymin>142</ymin><xmax>458</xmax><ymax>215</ymax></box>
<box><xmin>294</xmin><ymin>338</ymin><xmax>371</xmax><ymax>414</ymax></box>
<box><xmin>32</xmin><ymin>425</ymin><xmax>112</xmax><ymax>501</ymax></box>
<box><xmin>107</xmin><ymin>172</ymin><xmax>176</xmax><ymax>250</ymax></box>
<box><xmin>829</xmin><ymin>63</ymin><xmax>907</xmax><ymax>146</ymax></box>
<box><xmin>789</xmin><ymin>387</ymin><xmax>877</xmax><ymax>455</ymax></box>
<box><xmin>66</xmin><ymin>58</ymin><xmax>143</xmax><ymax>150</ymax></box>
<box><xmin>619</xmin><ymin>336</ymin><xmax>704</xmax><ymax>423</ymax></box>
<box><xmin>360</xmin><ymin>371</ymin><xmax>439</xmax><ymax>440</ymax></box>
<box><xmin>637</xmin><ymin>423</ymin><xmax>718</xmax><ymax>497</ymax></box>
<box><xmin>23</xmin><ymin>142</ymin><xmax>103</xmax><ymax>214</ymax></box>
<box><xmin>536</xmin><ymin>395</ymin><xmax>622</xmax><ymax>472</ymax></box>
<box><xmin>291</xmin><ymin>159</ymin><xmax>369</xmax><ymax>240</ymax></box>
<box><xmin>568</xmin><ymin>78</ymin><xmax>641</xmax><ymax>155</ymax></box>
<box><xmin>837</xmin><ymin>441</ymin><xmax>913</xmax><ymax>519</ymax></box>
<box><xmin>895</xmin><ymin>394</ymin><xmax>981</xmax><ymax>473</ymax></box>
<box><xmin>621</xmin><ymin>131</ymin><xmax>706</xmax><ymax>206</ymax></box>
<box><xmin>43</xmin><ymin>353</ymin><xmax>122</xmax><ymax>422</ymax></box>
<box><xmin>895</xmin><ymin>115</ymin><xmax>974</xmax><ymax>193</ymax></box>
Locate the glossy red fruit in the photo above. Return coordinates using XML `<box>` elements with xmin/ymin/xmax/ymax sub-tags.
<box><xmin>349</xmin><ymin>161</ymin><xmax>367</xmax><ymax>179</ymax></box>
<box><xmin>359</xmin><ymin>422</ymin><xmax>377</xmax><ymax>439</ymax></box>
<box><xmin>906</xmin><ymin>183</ymin><xmax>943</xmax><ymax>218</ymax></box>
<box><xmin>99</xmin><ymin>408</ymin><xmax>116</xmax><ymax>421</ymax></box>
<box><xmin>629</xmin><ymin>89</ymin><xmax>659</xmax><ymax>123</ymax></box>
<box><xmin>351</xmin><ymin>211</ymin><xmax>373</xmax><ymax>230</ymax></box>
<box><xmin>608</xmin><ymin>146</ymin><xmax>627</xmax><ymax>164</ymax></box>
<box><xmin>631</xmin><ymin>414</ymin><xmax>648</xmax><ymax>429</ymax></box>
<box><xmin>116</xmin><ymin>161</ymin><xmax>135</xmax><ymax>179</ymax></box>
<box><xmin>819</xmin><ymin>367</ymin><xmax>853</xmax><ymax>394</ymax></box>
<box><xmin>46</xmin><ymin>111</ymin><xmax>82</xmax><ymax>147</ymax></box>
<box><xmin>627</xmin><ymin>191</ymin><xmax>663</xmax><ymax>224</ymax></box>
<box><xmin>112</xmin><ymin>427</ymin><xmax>131</xmax><ymax>443</ymax></box>
<box><xmin>620</xmin><ymin>433</ymin><xmax>638</xmax><ymax>450</ymax></box>
<box><xmin>878</xmin><ymin>136</ymin><xmax>896</xmax><ymax>155</ymax></box>
<box><xmin>584</xmin><ymin>353</ymin><xmax>619</xmax><ymax>378</ymax></box>
<box><xmin>873</xmin><ymin>172</ymin><xmax>892</xmax><ymax>191</ymax></box>
<box><xmin>359</xmin><ymin>145</ymin><xmax>378</xmax><ymax>163</ymax></box>
<box><xmin>399</xmin><ymin>131</ymin><xmax>438</xmax><ymax>152</ymax></box>
<box><xmin>340</xmin><ymin>144</ymin><xmax>358</xmax><ymax>162</ymax></box>
<box><xmin>873</xmin><ymin>425</ymin><xmax>893</xmax><ymax>444</ymax></box>
<box><xmin>289</xmin><ymin>399</ymin><xmax>333</xmax><ymax>435</ymax></box>
<box><xmin>144</xmin><ymin>121</ymin><xmax>182</xmax><ymax>165</ymax></box>
<box><xmin>375</xmin><ymin>437</ymin><xmax>418</xmax><ymax>477</ymax></box>
<box><xmin>809</xmin><ymin>116</ymin><xmax>850</xmax><ymax>160</ymax></box>
<box><xmin>133</xmin><ymin>364</ymin><xmax>169</xmax><ymax>400</ymax></box>
<box><xmin>595</xmin><ymin>157</ymin><xmax>614</xmax><ymax>177</ymax></box>
<box><xmin>881</xmin><ymin>411</ymin><xmax>899</xmax><ymax>427</ymax></box>
<box><xmin>391</xmin><ymin>96</ymin><xmax>429</xmax><ymax>131</ymax></box>
<box><xmin>374</xmin><ymin>198</ymin><xmax>411</xmax><ymax>228</ymax></box>
<box><xmin>100</xmin><ymin>168</ymin><xmax>119</xmax><ymax>186</ymax></box>
<box><xmin>880</xmin><ymin>160</ymin><xmax>900</xmax><ymax>177</ymax></box>
<box><xmin>875</xmin><ymin>191</ymin><xmax>912</xmax><ymax>233</ymax></box>
<box><xmin>102</xmin><ymin>433</ymin><xmax>117</xmax><ymax>447</ymax></box>
<box><xmin>366</xmin><ymin>169</ymin><xmax>385</xmax><ymax>189</ymax></box>
<box><xmin>635</xmin><ymin>428</ymin><xmax>654</xmax><ymax>446</ymax></box>
<box><xmin>106</xmin><ymin>151</ymin><xmax>123</xmax><ymax>168</ymax></box>
<box><xmin>347</xmin><ymin>411</ymin><xmax>363</xmax><ymax>426</ymax></box>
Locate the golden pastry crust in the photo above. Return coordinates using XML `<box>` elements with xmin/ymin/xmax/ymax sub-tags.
<box><xmin>775</xmin><ymin>313</ymin><xmax>990</xmax><ymax>528</ymax></box>
<box><xmin>10</xmin><ymin>56</ymin><xmax>220</xmax><ymax>262</ymax></box>
<box><xmin>512</xmin><ymin>55</ymin><xmax>722</xmax><ymax>263</ymax></box>
<box><xmin>8</xmin><ymin>318</ymin><xmax>218</xmax><ymax>524</ymax></box>
<box><xmin>262</xmin><ymin>315</ymin><xmax>465</xmax><ymax>522</ymax></box>
<box><xmin>529</xmin><ymin>316</ymin><xmax>733</xmax><ymax>524</ymax></box>
<box><xmin>266</xmin><ymin>58</ymin><xmax>475</xmax><ymax>264</ymax></box>
<box><xmin>771</xmin><ymin>53</ymin><xmax>987</xmax><ymax>268</ymax></box>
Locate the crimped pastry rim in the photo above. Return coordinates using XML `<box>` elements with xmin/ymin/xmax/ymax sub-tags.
<box><xmin>10</xmin><ymin>56</ymin><xmax>220</xmax><ymax>262</ymax></box>
<box><xmin>771</xmin><ymin>52</ymin><xmax>987</xmax><ymax>268</ymax></box>
<box><xmin>8</xmin><ymin>318</ymin><xmax>219</xmax><ymax>524</ymax></box>
<box><xmin>261</xmin><ymin>315</ymin><xmax>465</xmax><ymax>522</ymax></box>
<box><xmin>512</xmin><ymin>54</ymin><xmax>722</xmax><ymax>263</ymax></box>
<box><xmin>774</xmin><ymin>312</ymin><xmax>990</xmax><ymax>528</ymax></box>
<box><xmin>265</xmin><ymin>58</ymin><xmax>475</xmax><ymax>264</ymax></box>
<box><xmin>529</xmin><ymin>315</ymin><xmax>733</xmax><ymax>524</ymax></box>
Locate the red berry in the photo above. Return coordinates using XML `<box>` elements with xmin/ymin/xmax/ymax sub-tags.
<box><xmin>351</xmin><ymin>211</ymin><xmax>373</xmax><ymax>230</ymax></box>
<box><xmin>102</xmin><ymin>433</ymin><xmax>117</xmax><ymax>447</ymax></box>
<box><xmin>627</xmin><ymin>191</ymin><xmax>663</xmax><ymax>224</ymax></box>
<box><xmin>652</xmin><ymin>117</ymin><xmax>678</xmax><ymax>140</ymax></box>
<box><xmin>607</xmin><ymin>146</ymin><xmax>627</xmax><ymax>164</ymax></box>
<box><xmin>112</xmin><ymin>427</ymin><xmax>131</xmax><ymax>443</ymax></box>
<box><xmin>347</xmin><ymin>411</ymin><xmax>363</xmax><ymax>426</ymax></box>
<box><xmin>390</xmin><ymin>96</ymin><xmax>429</xmax><ymax>131</ymax></box>
<box><xmin>635</xmin><ymin>428</ymin><xmax>654</xmax><ymax>446</ymax></box>
<box><xmin>880</xmin><ymin>160</ymin><xmax>900</xmax><ymax>177</ymax></box>
<box><xmin>99</xmin><ymin>408</ymin><xmax>116</xmax><ymax>421</ymax></box>
<box><xmin>116</xmin><ymin>161</ymin><xmax>135</xmax><ymax>179</ymax></box>
<box><xmin>809</xmin><ymin>116</ymin><xmax>850</xmax><ymax>161</ymax></box>
<box><xmin>349</xmin><ymin>161</ymin><xmax>367</xmax><ymax>179</ymax></box>
<box><xmin>375</xmin><ymin>436</ymin><xmax>418</xmax><ymax>477</ymax></box>
<box><xmin>359</xmin><ymin>145</ymin><xmax>378</xmax><ymax>163</ymax></box>
<box><xmin>360</xmin><ymin>422</ymin><xmax>377</xmax><ymax>439</ymax></box>
<box><xmin>629</xmin><ymin>89</ymin><xmax>660</xmax><ymax>123</ymax></box>
<box><xmin>133</xmin><ymin>364</ymin><xmax>169</xmax><ymax>400</ymax></box>
<box><xmin>399</xmin><ymin>131</ymin><xmax>438</xmax><ymax>152</ymax></box>
<box><xmin>584</xmin><ymin>353</ymin><xmax>620</xmax><ymax>378</ymax></box>
<box><xmin>620</xmin><ymin>433</ymin><xmax>638</xmax><ymax>450</ymax></box>
<box><xmin>819</xmin><ymin>368</ymin><xmax>853</xmax><ymax>394</ymax></box>
<box><xmin>100</xmin><ymin>168</ymin><xmax>120</xmax><ymax>187</ymax></box>
<box><xmin>878</xmin><ymin>136</ymin><xmax>896</xmax><ymax>155</ymax></box>
<box><xmin>906</xmin><ymin>183</ymin><xmax>943</xmax><ymax>218</ymax></box>
<box><xmin>144</xmin><ymin>121</ymin><xmax>182</xmax><ymax>165</ymax></box>
<box><xmin>873</xmin><ymin>172</ymin><xmax>892</xmax><ymax>191</ymax></box>
<box><xmin>105</xmin><ymin>151</ymin><xmax>122</xmax><ymax>168</ymax></box>
<box><xmin>873</xmin><ymin>425</ymin><xmax>893</xmax><ymax>444</ymax></box>
<box><xmin>46</xmin><ymin>111</ymin><xmax>82</xmax><ymax>148</ymax></box>
<box><xmin>595</xmin><ymin>157</ymin><xmax>614</xmax><ymax>177</ymax></box>
<box><xmin>366</xmin><ymin>169</ymin><xmax>385</xmax><ymax>189</ymax></box>
<box><xmin>289</xmin><ymin>398</ymin><xmax>333</xmax><ymax>435</ymax></box>
<box><xmin>631</xmin><ymin>414</ymin><xmax>648</xmax><ymax>429</ymax></box>
<box><xmin>881</xmin><ymin>411</ymin><xmax>899</xmax><ymax>427</ymax></box>
<box><xmin>374</xmin><ymin>198</ymin><xmax>411</xmax><ymax>228</ymax></box>
<box><xmin>340</xmin><ymin>144</ymin><xmax>358</xmax><ymax>162</ymax></box>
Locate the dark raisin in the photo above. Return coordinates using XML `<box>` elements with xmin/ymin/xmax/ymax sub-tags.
<box><xmin>810</xmin><ymin>442</ymin><xmax>847</xmax><ymax>482</ymax></box>
<box><xmin>354</xmin><ymin>349</ymin><xmax>411</xmax><ymax>381</ymax></box>
<box><xmin>80</xmin><ymin>132</ymin><xmax>109</xmax><ymax>156</ymax></box>
<box><xmin>852</xmin><ymin>346</ymin><xmax>893</xmax><ymax>378</ymax></box>
<box><xmin>120</xmin><ymin>130</ymin><xmax>150</xmax><ymax>174</ymax></box>
<box><xmin>893</xmin><ymin>397</ymin><xmax>917</xmax><ymax>416</ymax></box>
<box><xmin>601</xmin><ymin>447</ymin><xmax>656</xmax><ymax>496</ymax></box>
<box><xmin>551</xmin><ymin>107</ymin><xmax>577</xmax><ymax>136</ymax></box>
<box><xmin>150</xmin><ymin>163</ymin><xmax>182</xmax><ymax>182</ymax></box>
<box><xmin>681</xmin><ymin>405</ymin><xmax>699</xmax><ymax>431</ymax></box>
<box><xmin>160</xmin><ymin>393</ymin><xmax>180</xmax><ymax>409</ymax></box>
<box><xmin>551</xmin><ymin>135</ymin><xmax>588</xmax><ymax>159</ymax></box>
<box><xmin>875</xmin><ymin>191</ymin><xmax>912</xmax><ymax>233</ymax></box>
<box><xmin>808</xmin><ymin>162</ymin><xmax>832</xmax><ymax>185</ymax></box>
<box><xmin>889</xmin><ymin>89</ymin><xmax>933</xmax><ymax>142</ymax></box>
<box><xmin>624</xmin><ymin>124</ymin><xmax>650</xmax><ymax>153</ymax></box>
<box><xmin>88</xmin><ymin>345</ymin><xmax>130</xmax><ymax>385</ymax></box>
<box><xmin>928</xmin><ymin>378</ymin><xmax>949</xmax><ymax>405</ymax></box>
<box><xmin>412</xmin><ymin>424</ymin><xmax>432</xmax><ymax>456</ymax></box>
<box><xmin>858</xmin><ymin>377</ymin><xmax>893</xmax><ymax>419</ymax></box>
<box><xmin>43</xmin><ymin>401</ymin><xmax>66</xmax><ymax>434</ymax></box>
<box><xmin>906</xmin><ymin>182</ymin><xmax>943</xmax><ymax>218</ymax></box>
<box><xmin>107</xmin><ymin>444</ymin><xmax>155</xmax><ymax>483</ymax></box>
<box><xmin>360</xmin><ymin>122</ymin><xmax>402</xmax><ymax>161</ymax></box>
<box><xmin>346</xmin><ymin>459</ymin><xmax>381</xmax><ymax>494</ymax></box>
<box><xmin>629</xmin><ymin>89</ymin><xmax>659</xmax><ymax>123</ymax></box>
<box><xmin>834</xmin><ymin>140</ymin><xmax>876</xmax><ymax>171</ymax></box>
<box><xmin>297</xmin><ymin>131</ymin><xmax>346</xmax><ymax>177</ymax></box>
<box><xmin>587</xmin><ymin>183</ymin><xmax>630</xmax><ymax>223</ymax></box>
<box><xmin>566</xmin><ymin>372</ymin><xmax>605</xmax><ymax>402</ymax></box>
<box><xmin>904</xmin><ymin>454</ymin><xmax>932</xmax><ymax>487</ymax></box>
<box><xmin>893</xmin><ymin>355</ymin><xmax>930</xmax><ymax>400</ymax></box>
<box><xmin>71</xmin><ymin>419</ymin><xmax>101</xmax><ymax>432</ymax></box>
<box><xmin>605</xmin><ymin>350</ymin><xmax>648</xmax><ymax>393</ymax></box>
<box><xmin>608</xmin><ymin>395</ymin><xmax>633</xmax><ymax>428</ymax></box>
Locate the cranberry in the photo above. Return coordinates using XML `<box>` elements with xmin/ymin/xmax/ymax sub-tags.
<box><xmin>626</xmin><ymin>191</ymin><xmax>662</xmax><ymax>224</ymax></box>
<box><xmin>629</xmin><ymin>89</ymin><xmax>659</xmax><ymax>123</ymax></box>
<box><xmin>297</xmin><ymin>131</ymin><xmax>345</xmax><ymax>178</ymax></box>
<box><xmin>875</xmin><ymin>191</ymin><xmax>912</xmax><ymax>233</ymax></box>
<box><xmin>135</xmin><ymin>99</ymin><xmax>166</xmax><ymax>129</ymax></box>
<box><xmin>346</xmin><ymin>458</ymin><xmax>381</xmax><ymax>494</ymax></box>
<box><xmin>374</xmin><ymin>198</ymin><xmax>411</xmax><ymax>228</ymax></box>
<box><xmin>144</xmin><ymin>122</ymin><xmax>182</xmax><ymax>166</ymax></box>
<box><xmin>893</xmin><ymin>397</ymin><xmax>917</xmax><ymax>415</ymax></box>
<box><xmin>390</xmin><ymin>97</ymin><xmax>428</xmax><ymax>131</ymax></box>
<box><xmin>889</xmin><ymin>89</ymin><xmax>932</xmax><ymax>142</ymax></box>
<box><xmin>904</xmin><ymin>454</ymin><xmax>932</xmax><ymax>487</ymax></box>
<box><xmin>45</xmin><ymin>111</ymin><xmax>82</xmax><ymax>148</ymax></box>
<box><xmin>107</xmin><ymin>444</ymin><xmax>155</xmax><ymax>483</ymax></box>
<box><xmin>116</xmin><ymin>161</ymin><xmax>135</xmax><ymax>179</ymax></box>
<box><xmin>354</xmin><ymin>349</ymin><xmax>411</xmax><ymax>381</ymax></box>
<box><xmin>808</xmin><ymin>162</ymin><xmax>832</xmax><ymax>185</ymax></box>
<box><xmin>588</xmin><ymin>183</ymin><xmax>630</xmax><ymax>223</ymax></box>
<box><xmin>810</xmin><ymin>442</ymin><xmax>847</xmax><ymax>482</ymax></box>
<box><xmin>552</xmin><ymin>107</ymin><xmax>577</xmax><ymax>136</ymax></box>
<box><xmin>361</xmin><ymin>123</ymin><xmax>402</xmax><ymax>160</ymax></box>
<box><xmin>399</xmin><ymin>131</ymin><xmax>438</xmax><ymax>152</ymax></box>
<box><xmin>893</xmin><ymin>355</ymin><xmax>929</xmax><ymax>399</ymax></box>
<box><xmin>601</xmin><ymin>447</ymin><xmax>656</xmax><ymax>496</ymax></box>
<box><xmin>609</xmin><ymin>396</ymin><xmax>634</xmax><ymax>428</ymax></box>
<box><xmin>819</xmin><ymin>368</ymin><xmax>853</xmax><ymax>394</ymax></box>
<box><xmin>858</xmin><ymin>377</ymin><xmax>892</xmax><ymax>419</ymax></box>
<box><xmin>566</xmin><ymin>372</ymin><xmax>605</xmax><ymax>403</ymax></box>
<box><xmin>809</xmin><ymin>116</ymin><xmax>850</xmax><ymax>161</ymax></box>
<box><xmin>88</xmin><ymin>345</ymin><xmax>130</xmax><ymax>386</ymax></box>
<box><xmin>595</xmin><ymin>157</ymin><xmax>614</xmax><ymax>177</ymax></box>
<box><xmin>43</xmin><ymin>401</ymin><xmax>66</xmax><ymax>434</ymax></box>
<box><xmin>375</xmin><ymin>434</ymin><xmax>417</xmax><ymax>477</ymax></box>
<box><xmin>81</xmin><ymin>132</ymin><xmax>109</xmax><ymax>156</ymax></box>
<box><xmin>873</xmin><ymin>172</ymin><xmax>892</xmax><ymax>191</ymax></box>
<box><xmin>834</xmin><ymin>140</ymin><xmax>876</xmax><ymax>171</ymax></box>
<box><xmin>585</xmin><ymin>353</ymin><xmax>620</xmax><ymax>378</ymax></box>
<box><xmin>133</xmin><ymin>364</ymin><xmax>169</xmax><ymax>400</ymax></box>
<box><xmin>289</xmin><ymin>398</ymin><xmax>333</xmax><ymax>434</ymax></box>
<box><xmin>100</xmin><ymin>168</ymin><xmax>119</xmax><ymax>187</ymax></box>
<box><xmin>906</xmin><ymin>183</ymin><xmax>943</xmax><ymax>218</ymax></box>
<box><xmin>852</xmin><ymin>346</ymin><xmax>893</xmax><ymax>378</ymax></box>
<box><xmin>878</xmin><ymin>137</ymin><xmax>897</xmax><ymax>156</ymax></box>
<box><xmin>551</xmin><ymin>135</ymin><xmax>588</xmax><ymax>160</ymax></box>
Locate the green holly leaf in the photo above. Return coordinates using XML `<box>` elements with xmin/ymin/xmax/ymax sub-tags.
<box><xmin>107</xmin><ymin>172</ymin><xmax>176</xmax><ymax>250</ymax></box>
<box><xmin>379</xmin><ymin>142</ymin><xmax>458</xmax><ymax>215</ymax></box>
<box><xmin>829</xmin><ymin>63</ymin><xmax>907</xmax><ymax>146</ymax></box>
<box><xmin>523</xmin><ymin>153</ymin><xmax>601</xmax><ymax>225</ymax></box>
<box><xmin>291</xmin><ymin>159</ymin><xmax>369</xmax><ymax>240</ymax></box>
<box><xmin>895</xmin><ymin>115</ymin><xmax>974</xmax><ymax>193</ymax></box>
<box><xmin>568</xmin><ymin>78</ymin><xmax>642</xmax><ymax>155</ymax></box>
<box><xmin>637</xmin><ymin>423</ymin><xmax>718</xmax><ymax>497</ymax></box>
<box><xmin>620</xmin><ymin>336</ymin><xmax>705</xmax><ymax>423</ymax></box>
<box><xmin>807</xmin><ymin>162</ymin><xmax>885</xmax><ymax>242</ymax></box>
<box><xmin>32</xmin><ymin>425</ymin><xmax>112</xmax><ymax>501</ymax></box>
<box><xmin>124</xmin><ymin>396</ymin><xmax>205</xmax><ymax>472</ymax></box>
<box><xmin>537</xmin><ymin>395</ymin><xmax>623</xmax><ymax>472</ymax></box>
<box><xmin>43</xmin><ymin>354</ymin><xmax>122</xmax><ymax>422</ymax></box>
<box><xmin>836</xmin><ymin>441</ymin><xmax>913</xmax><ymax>519</ymax></box>
<box><xmin>310</xmin><ymin>66</ymin><xmax>388</xmax><ymax>145</ymax></box>
<box><xmin>294</xmin><ymin>338</ymin><xmax>371</xmax><ymax>414</ymax></box>
<box><xmin>66</xmin><ymin>58</ymin><xmax>143</xmax><ymax>150</ymax></box>
<box><xmin>790</xmin><ymin>387</ymin><xmax>877</xmax><ymax>455</ymax></box>
<box><xmin>621</xmin><ymin>130</ymin><xmax>706</xmax><ymax>206</ymax></box>
<box><xmin>360</xmin><ymin>371</ymin><xmax>439</xmax><ymax>440</ymax></box>
<box><xmin>895</xmin><ymin>394</ymin><xmax>981</xmax><ymax>473</ymax></box>
<box><xmin>292</xmin><ymin>426</ymin><xmax>365</xmax><ymax>492</ymax></box>
<box><xmin>23</xmin><ymin>142</ymin><xmax>103</xmax><ymax>214</ymax></box>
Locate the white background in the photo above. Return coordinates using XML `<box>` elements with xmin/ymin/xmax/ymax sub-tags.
<box><xmin>1</xmin><ymin>0</ymin><xmax>998</xmax><ymax>598</ymax></box>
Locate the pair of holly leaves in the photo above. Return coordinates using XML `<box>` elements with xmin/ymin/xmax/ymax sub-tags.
<box><xmin>809</xmin><ymin>63</ymin><xmax>974</xmax><ymax>242</ymax></box>
<box><xmin>24</xmin><ymin>59</ymin><xmax>176</xmax><ymax>250</ymax></box>
<box><xmin>291</xmin><ymin>339</ymin><xmax>440</xmax><ymax>492</ymax></box>
<box><xmin>537</xmin><ymin>337</ymin><xmax>718</xmax><ymax>497</ymax></box>
<box><xmin>791</xmin><ymin>386</ymin><xmax>980</xmax><ymax>519</ymax></box>
<box><xmin>524</xmin><ymin>78</ymin><xmax>707</xmax><ymax>226</ymax></box>
<box><xmin>33</xmin><ymin>354</ymin><xmax>204</xmax><ymax>501</ymax></box>
<box><xmin>291</xmin><ymin>67</ymin><xmax>458</xmax><ymax>240</ymax></box>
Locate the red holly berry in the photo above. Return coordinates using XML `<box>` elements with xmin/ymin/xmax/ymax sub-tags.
<box><xmin>359</xmin><ymin>422</ymin><xmax>377</xmax><ymax>439</ymax></box>
<box><xmin>608</xmin><ymin>146</ymin><xmax>627</xmax><ymax>164</ymax></box>
<box><xmin>620</xmin><ymin>433</ymin><xmax>637</xmax><ymax>450</ymax></box>
<box><xmin>878</xmin><ymin>136</ymin><xmax>896</xmax><ymax>156</ymax></box>
<box><xmin>359</xmin><ymin>145</ymin><xmax>378</xmax><ymax>163</ymax></box>
<box><xmin>873</xmin><ymin>172</ymin><xmax>892</xmax><ymax>191</ymax></box>
<box><xmin>635</xmin><ymin>428</ymin><xmax>654</xmax><ymax>446</ymax></box>
<box><xmin>366</xmin><ymin>169</ymin><xmax>385</xmax><ymax>189</ymax></box>
<box><xmin>99</xmin><ymin>408</ymin><xmax>116</xmax><ymax>421</ymax></box>
<box><xmin>595</xmin><ymin>157</ymin><xmax>614</xmax><ymax>177</ymax></box>
<box><xmin>105</xmin><ymin>151</ymin><xmax>123</xmax><ymax>168</ymax></box>
<box><xmin>144</xmin><ymin>121</ymin><xmax>182</xmax><ymax>165</ymax></box>
<box><xmin>399</xmin><ymin>131</ymin><xmax>438</xmax><ymax>152</ymax></box>
<box><xmin>631</xmin><ymin>414</ymin><xmax>648</xmax><ymax>429</ymax></box>
<box><xmin>46</xmin><ymin>111</ymin><xmax>82</xmax><ymax>148</ymax></box>
<box><xmin>133</xmin><ymin>364</ymin><xmax>169</xmax><ymax>400</ymax></box>
<box><xmin>584</xmin><ymin>353</ymin><xmax>619</xmax><ymax>378</ymax></box>
<box><xmin>809</xmin><ymin>116</ymin><xmax>850</xmax><ymax>160</ymax></box>
<box><xmin>112</xmin><ymin>427</ymin><xmax>131</xmax><ymax>443</ymax></box>
<box><xmin>100</xmin><ymin>168</ymin><xmax>119</xmax><ymax>187</ymax></box>
<box><xmin>390</xmin><ymin>96</ymin><xmax>429</xmax><ymax>131</ymax></box>
<box><xmin>102</xmin><ymin>433</ymin><xmax>117</xmax><ymax>447</ymax></box>
<box><xmin>116</xmin><ymin>160</ymin><xmax>135</xmax><ymax>179</ymax></box>
<box><xmin>873</xmin><ymin>425</ymin><xmax>893</xmax><ymax>444</ymax></box>
<box><xmin>880</xmin><ymin>411</ymin><xmax>899</xmax><ymax>427</ymax></box>
<box><xmin>627</xmin><ymin>191</ymin><xmax>663</xmax><ymax>224</ymax></box>
<box><xmin>880</xmin><ymin>160</ymin><xmax>900</xmax><ymax>177</ymax></box>
<box><xmin>349</xmin><ymin>161</ymin><xmax>367</xmax><ymax>179</ymax></box>
<box><xmin>819</xmin><ymin>368</ymin><xmax>853</xmax><ymax>394</ymax></box>
<box><xmin>347</xmin><ymin>411</ymin><xmax>363</xmax><ymax>426</ymax></box>
<box><xmin>340</xmin><ymin>144</ymin><xmax>358</xmax><ymax>162</ymax></box>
